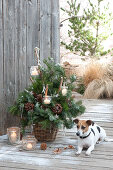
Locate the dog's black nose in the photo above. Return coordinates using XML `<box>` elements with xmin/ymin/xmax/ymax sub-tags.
<box><xmin>76</xmin><ymin>132</ymin><xmax>80</xmax><ymax>136</ymax></box>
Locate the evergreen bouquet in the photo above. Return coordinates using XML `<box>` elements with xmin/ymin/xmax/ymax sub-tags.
<box><xmin>9</xmin><ymin>57</ymin><xmax>85</xmax><ymax>141</ymax></box>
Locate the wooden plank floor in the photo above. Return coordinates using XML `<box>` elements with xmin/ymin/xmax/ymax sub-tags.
<box><xmin>0</xmin><ymin>99</ymin><xmax>113</xmax><ymax>170</ymax></box>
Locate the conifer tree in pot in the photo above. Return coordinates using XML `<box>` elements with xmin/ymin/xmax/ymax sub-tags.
<box><xmin>9</xmin><ymin>57</ymin><xmax>85</xmax><ymax>141</ymax></box>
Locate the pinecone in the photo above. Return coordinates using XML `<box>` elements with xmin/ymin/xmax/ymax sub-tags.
<box><xmin>33</xmin><ymin>92</ymin><xmax>37</xmax><ymax>98</ymax></box>
<box><xmin>36</xmin><ymin>94</ymin><xmax>43</xmax><ymax>103</ymax></box>
<box><xmin>41</xmin><ymin>104</ymin><xmax>47</xmax><ymax>110</ymax></box>
<box><xmin>24</xmin><ymin>102</ymin><xmax>34</xmax><ymax>111</ymax></box>
<box><xmin>52</xmin><ymin>104</ymin><xmax>63</xmax><ymax>114</ymax></box>
<box><xmin>40</xmin><ymin>143</ymin><xmax>47</xmax><ymax>150</ymax></box>
<box><xmin>33</xmin><ymin>93</ymin><xmax>43</xmax><ymax>103</ymax></box>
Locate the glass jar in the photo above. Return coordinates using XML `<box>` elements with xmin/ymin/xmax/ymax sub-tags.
<box><xmin>22</xmin><ymin>135</ymin><xmax>37</xmax><ymax>151</ymax></box>
<box><xmin>7</xmin><ymin>127</ymin><xmax>20</xmax><ymax>145</ymax></box>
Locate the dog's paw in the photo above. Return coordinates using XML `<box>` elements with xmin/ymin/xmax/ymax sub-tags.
<box><xmin>85</xmin><ymin>151</ymin><xmax>91</xmax><ymax>156</ymax></box>
<box><xmin>75</xmin><ymin>151</ymin><xmax>81</xmax><ymax>156</ymax></box>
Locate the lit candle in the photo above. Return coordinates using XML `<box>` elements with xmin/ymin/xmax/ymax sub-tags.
<box><xmin>10</xmin><ymin>131</ymin><xmax>17</xmax><ymax>142</ymax></box>
<box><xmin>44</xmin><ymin>85</ymin><xmax>51</xmax><ymax>104</ymax></box>
<box><xmin>44</xmin><ymin>98</ymin><xmax>50</xmax><ymax>104</ymax></box>
<box><xmin>22</xmin><ymin>135</ymin><xmax>37</xmax><ymax>151</ymax></box>
<box><xmin>30</xmin><ymin>66</ymin><xmax>39</xmax><ymax>76</ymax></box>
<box><xmin>62</xmin><ymin>88</ymin><xmax>67</xmax><ymax>96</ymax></box>
<box><xmin>31</xmin><ymin>70</ymin><xmax>38</xmax><ymax>76</ymax></box>
<box><xmin>7</xmin><ymin>127</ymin><xmax>20</xmax><ymax>144</ymax></box>
<box><xmin>26</xmin><ymin>143</ymin><xmax>33</xmax><ymax>150</ymax></box>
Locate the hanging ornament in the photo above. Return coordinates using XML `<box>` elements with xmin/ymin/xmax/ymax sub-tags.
<box><xmin>43</xmin><ymin>85</ymin><xmax>51</xmax><ymax>104</ymax></box>
<box><xmin>61</xmin><ymin>83</ymin><xmax>68</xmax><ymax>96</ymax></box>
<box><xmin>30</xmin><ymin>66</ymin><xmax>39</xmax><ymax>76</ymax></box>
<box><xmin>24</xmin><ymin>103</ymin><xmax>34</xmax><ymax>111</ymax></box>
<box><xmin>30</xmin><ymin>47</ymin><xmax>40</xmax><ymax>76</ymax></box>
<box><xmin>52</xmin><ymin>104</ymin><xmax>63</xmax><ymax>114</ymax></box>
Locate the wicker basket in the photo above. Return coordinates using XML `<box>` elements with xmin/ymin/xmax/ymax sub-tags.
<box><xmin>33</xmin><ymin>123</ymin><xmax>58</xmax><ymax>142</ymax></box>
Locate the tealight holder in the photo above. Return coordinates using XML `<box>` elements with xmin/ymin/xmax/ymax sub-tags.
<box><xmin>30</xmin><ymin>66</ymin><xmax>39</xmax><ymax>76</ymax></box>
<box><xmin>7</xmin><ymin>127</ymin><xmax>20</xmax><ymax>145</ymax></box>
<box><xmin>61</xmin><ymin>85</ymin><xmax>68</xmax><ymax>96</ymax></box>
<box><xmin>43</xmin><ymin>95</ymin><xmax>52</xmax><ymax>104</ymax></box>
<box><xmin>22</xmin><ymin>135</ymin><xmax>37</xmax><ymax>151</ymax></box>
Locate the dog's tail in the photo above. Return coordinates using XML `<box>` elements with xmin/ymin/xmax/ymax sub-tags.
<box><xmin>104</xmin><ymin>137</ymin><xmax>113</xmax><ymax>142</ymax></box>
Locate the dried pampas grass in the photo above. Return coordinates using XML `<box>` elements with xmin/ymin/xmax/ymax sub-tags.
<box><xmin>83</xmin><ymin>62</ymin><xmax>105</xmax><ymax>87</ymax></box>
<box><xmin>84</xmin><ymin>78</ymin><xmax>113</xmax><ymax>99</ymax></box>
<box><xmin>105</xmin><ymin>64</ymin><xmax>113</xmax><ymax>81</ymax></box>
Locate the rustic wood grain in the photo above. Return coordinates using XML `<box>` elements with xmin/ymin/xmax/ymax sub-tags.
<box><xmin>18</xmin><ymin>0</ymin><xmax>27</xmax><ymax>92</ymax></box>
<box><xmin>26</xmin><ymin>0</ymin><xmax>40</xmax><ymax>85</ymax></box>
<box><xmin>3</xmin><ymin>0</ymin><xmax>17</xmax><ymax>131</ymax></box>
<box><xmin>0</xmin><ymin>0</ymin><xmax>60</xmax><ymax>134</ymax></box>
<box><xmin>51</xmin><ymin>0</ymin><xmax>60</xmax><ymax>63</ymax></box>
<box><xmin>0</xmin><ymin>0</ymin><xmax>4</xmax><ymax>135</ymax></box>
<box><xmin>40</xmin><ymin>0</ymin><xmax>51</xmax><ymax>65</ymax></box>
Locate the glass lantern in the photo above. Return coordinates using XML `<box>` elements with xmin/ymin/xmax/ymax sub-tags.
<box><xmin>30</xmin><ymin>66</ymin><xmax>39</xmax><ymax>76</ymax></box>
<box><xmin>43</xmin><ymin>95</ymin><xmax>52</xmax><ymax>104</ymax></box>
<box><xmin>22</xmin><ymin>135</ymin><xmax>37</xmax><ymax>151</ymax></box>
<box><xmin>7</xmin><ymin>127</ymin><xmax>20</xmax><ymax>145</ymax></box>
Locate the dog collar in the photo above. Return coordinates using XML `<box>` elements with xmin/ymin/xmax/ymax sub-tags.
<box><xmin>79</xmin><ymin>128</ymin><xmax>95</xmax><ymax>139</ymax></box>
<box><xmin>79</xmin><ymin>131</ymin><xmax>91</xmax><ymax>139</ymax></box>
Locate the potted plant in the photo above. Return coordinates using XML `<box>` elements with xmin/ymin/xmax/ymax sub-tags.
<box><xmin>9</xmin><ymin>58</ymin><xmax>85</xmax><ymax>141</ymax></box>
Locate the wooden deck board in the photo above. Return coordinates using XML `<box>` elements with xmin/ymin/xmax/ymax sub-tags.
<box><xmin>0</xmin><ymin>99</ymin><xmax>113</xmax><ymax>170</ymax></box>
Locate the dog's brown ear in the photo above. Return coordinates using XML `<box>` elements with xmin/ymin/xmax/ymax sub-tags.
<box><xmin>86</xmin><ymin>120</ymin><xmax>92</xmax><ymax>126</ymax></box>
<box><xmin>74</xmin><ymin>119</ymin><xmax>79</xmax><ymax>124</ymax></box>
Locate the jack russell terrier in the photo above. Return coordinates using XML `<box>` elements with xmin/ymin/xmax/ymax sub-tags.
<box><xmin>74</xmin><ymin>119</ymin><xmax>113</xmax><ymax>156</ymax></box>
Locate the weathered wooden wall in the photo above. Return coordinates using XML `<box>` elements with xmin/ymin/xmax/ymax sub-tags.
<box><xmin>0</xmin><ymin>0</ymin><xmax>60</xmax><ymax>134</ymax></box>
